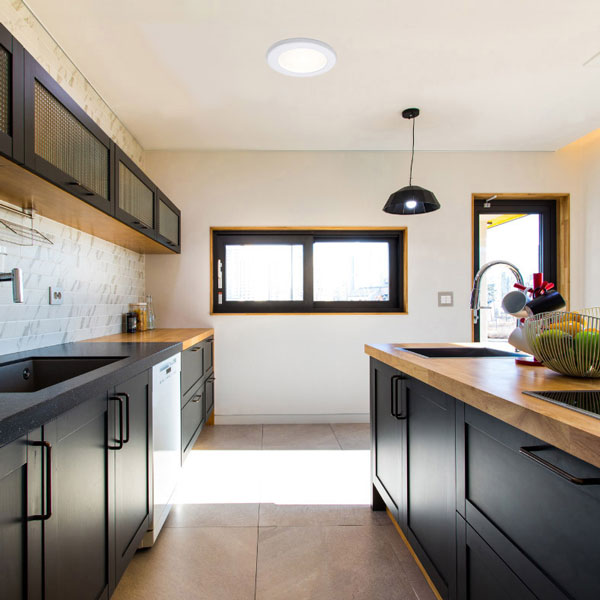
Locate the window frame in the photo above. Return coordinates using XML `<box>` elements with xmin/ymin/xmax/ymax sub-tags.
<box><xmin>211</xmin><ymin>228</ymin><xmax>407</xmax><ymax>314</ymax></box>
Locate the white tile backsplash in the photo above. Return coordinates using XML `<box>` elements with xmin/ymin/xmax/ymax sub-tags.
<box><xmin>0</xmin><ymin>210</ymin><xmax>145</xmax><ymax>356</ymax></box>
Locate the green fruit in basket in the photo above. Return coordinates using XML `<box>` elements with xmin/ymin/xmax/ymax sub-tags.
<box><xmin>533</xmin><ymin>330</ymin><xmax>574</xmax><ymax>357</ymax></box>
<box><xmin>574</xmin><ymin>331</ymin><xmax>600</xmax><ymax>371</ymax></box>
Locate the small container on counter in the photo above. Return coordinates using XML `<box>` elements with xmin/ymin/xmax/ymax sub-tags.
<box><xmin>145</xmin><ymin>295</ymin><xmax>156</xmax><ymax>330</ymax></box>
<box><xmin>126</xmin><ymin>312</ymin><xmax>138</xmax><ymax>333</ymax></box>
<box><xmin>130</xmin><ymin>302</ymin><xmax>148</xmax><ymax>331</ymax></box>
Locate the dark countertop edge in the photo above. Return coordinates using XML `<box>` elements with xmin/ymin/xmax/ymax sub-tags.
<box><xmin>0</xmin><ymin>341</ymin><xmax>182</xmax><ymax>448</ymax></box>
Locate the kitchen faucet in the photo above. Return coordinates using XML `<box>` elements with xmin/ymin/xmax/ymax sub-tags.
<box><xmin>470</xmin><ymin>260</ymin><xmax>524</xmax><ymax>325</ymax></box>
<box><xmin>0</xmin><ymin>267</ymin><xmax>24</xmax><ymax>303</ymax></box>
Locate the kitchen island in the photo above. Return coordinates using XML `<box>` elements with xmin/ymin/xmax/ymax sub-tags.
<box><xmin>365</xmin><ymin>342</ymin><xmax>600</xmax><ymax>600</ymax></box>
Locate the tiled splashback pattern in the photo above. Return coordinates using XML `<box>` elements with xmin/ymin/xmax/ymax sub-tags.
<box><xmin>0</xmin><ymin>210</ymin><xmax>145</xmax><ymax>355</ymax></box>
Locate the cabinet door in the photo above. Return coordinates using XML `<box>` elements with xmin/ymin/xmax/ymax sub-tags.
<box><xmin>370</xmin><ymin>358</ymin><xmax>404</xmax><ymax>522</ymax></box>
<box><xmin>457</xmin><ymin>515</ymin><xmax>537</xmax><ymax>600</ymax></box>
<box><xmin>112</xmin><ymin>371</ymin><xmax>151</xmax><ymax>586</ymax></box>
<box><xmin>156</xmin><ymin>189</ymin><xmax>181</xmax><ymax>252</ymax></box>
<box><xmin>404</xmin><ymin>377</ymin><xmax>456</xmax><ymax>600</ymax></box>
<box><xmin>205</xmin><ymin>374</ymin><xmax>215</xmax><ymax>418</ymax></box>
<box><xmin>0</xmin><ymin>432</ymin><xmax>43</xmax><ymax>600</ymax></box>
<box><xmin>460</xmin><ymin>405</ymin><xmax>599</xmax><ymax>600</ymax></box>
<box><xmin>182</xmin><ymin>343</ymin><xmax>204</xmax><ymax>397</ymax></box>
<box><xmin>114</xmin><ymin>146</ymin><xmax>157</xmax><ymax>238</ymax></box>
<box><xmin>23</xmin><ymin>52</ymin><xmax>113</xmax><ymax>214</ymax></box>
<box><xmin>43</xmin><ymin>395</ymin><xmax>110</xmax><ymax>600</ymax></box>
<box><xmin>0</xmin><ymin>24</ymin><xmax>24</xmax><ymax>162</ymax></box>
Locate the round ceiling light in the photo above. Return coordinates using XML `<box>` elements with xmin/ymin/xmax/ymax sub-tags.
<box><xmin>267</xmin><ymin>38</ymin><xmax>336</xmax><ymax>77</ymax></box>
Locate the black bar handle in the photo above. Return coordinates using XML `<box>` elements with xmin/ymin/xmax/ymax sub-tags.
<box><xmin>31</xmin><ymin>441</ymin><xmax>52</xmax><ymax>520</ymax></box>
<box><xmin>115</xmin><ymin>393</ymin><xmax>131</xmax><ymax>444</ymax></box>
<box><xmin>396</xmin><ymin>383</ymin><xmax>408</xmax><ymax>420</ymax></box>
<box><xmin>519</xmin><ymin>445</ymin><xmax>600</xmax><ymax>486</ymax></box>
<box><xmin>67</xmin><ymin>180</ymin><xmax>95</xmax><ymax>196</ymax></box>
<box><xmin>390</xmin><ymin>375</ymin><xmax>407</xmax><ymax>419</ymax></box>
<box><xmin>132</xmin><ymin>220</ymin><xmax>149</xmax><ymax>230</ymax></box>
<box><xmin>191</xmin><ymin>393</ymin><xmax>203</xmax><ymax>403</ymax></box>
<box><xmin>108</xmin><ymin>395</ymin><xmax>124</xmax><ymax>450</ymax></box>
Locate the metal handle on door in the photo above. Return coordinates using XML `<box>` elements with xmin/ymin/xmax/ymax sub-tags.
<box><xmin>108</xmin><ymin>395</ymin><xmax>124</xmax><ymax>450</ymax></box>
<box><xmin>31</xmin><ymin>441</ymin><xmax>52</xmax><ymax>520</ymax></box>
<box><xmin>519</xmin><ymin>446</ymin><xmax>600</xmax><ymax>486</ymax></box>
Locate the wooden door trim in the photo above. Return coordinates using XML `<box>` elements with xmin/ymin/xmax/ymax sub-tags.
<box><xmin>471</xmin><ymin>193</ymin><xmax>570</xmax><ymax>342</ymax></box>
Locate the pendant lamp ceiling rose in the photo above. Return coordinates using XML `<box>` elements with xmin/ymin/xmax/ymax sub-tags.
<box><xmin>402</xmin><ymin>108</ymin><xmax>420</xmax><ymax>120</ymax></box>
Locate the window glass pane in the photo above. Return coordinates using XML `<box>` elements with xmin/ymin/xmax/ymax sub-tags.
<box><xmin>478</xmin><ymin>213</ymin><xmax>541</xmax><ymax>341</ymax></box>
<box><xmin>313</xmin><ymin>241</ymin><xmax>389</xmax><ymax>301</ymax></box>
<box><xmin>225</xmin><ymin>244</ymin><xmax>303</xmax><ymax>301</ymax></box>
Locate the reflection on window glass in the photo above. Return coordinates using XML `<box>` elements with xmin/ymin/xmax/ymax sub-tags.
<box><xmin>479</xmin><ymin>214</ymin><xmax>540</xmax><ymax>341</ymax></box>
<box><xmin>225</xmin><ymin>245</ymin><xmax>303</xmax><ymax>301</ymax></box>
<box><xmin>313</xmin><ymin>242</ymin><xmax>389</xmax><ymax>301</ymax></box>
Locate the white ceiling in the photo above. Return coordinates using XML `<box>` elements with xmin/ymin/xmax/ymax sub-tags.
<box><xmin>25</xmin><ymin>0</ymin><xmax>600</xmax><ymax>151</ymax></box>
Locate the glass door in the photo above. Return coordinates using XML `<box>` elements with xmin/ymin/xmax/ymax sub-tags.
<box><xmin>473</xmin><ymin>199</ymin><xmax>557</xmax><ymax>343</ymax></box>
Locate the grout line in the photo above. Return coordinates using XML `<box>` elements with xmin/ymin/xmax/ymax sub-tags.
<box><xmin>329</xmin><ymin>423</ymin><xmax>343</xmax><ymax>450</ymax></box>
<box><xmin>260</xmin><ymin>424</ymin><xmax>264</xmax><ymax>450</ymax></box>
<box><xmin>254</xmin><ymin>511</ymin><xmax>260</xmax><ymax>600</ymax></box>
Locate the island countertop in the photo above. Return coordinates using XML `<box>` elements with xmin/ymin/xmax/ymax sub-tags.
<box><xmin>365</xmin><ymin>342</ymin><xmax>600</xmax><ymax>469</ymax></box>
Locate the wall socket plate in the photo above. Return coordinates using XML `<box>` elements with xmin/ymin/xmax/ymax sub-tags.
<box><xmin>438</xmin><ymin>291</ymin><xmax>454</xmax><ymax>307</ymax></box>
<box><xmin>49</xmin><ymin>287</ymin><xmax>63</xmax><ymax>305</ymax></box>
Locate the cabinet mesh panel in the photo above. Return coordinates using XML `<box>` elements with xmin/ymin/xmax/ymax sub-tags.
<box><xmin>159</xmin><ymin>199</ymin><xmax>178</xmax><ymax>244</ymax></box>
<box><xmin>118</xmin><ymin>162</ymin><xmax>154</xmax><ymax>227</ymax></box>
<box><xmin>0</xmin><ymin>46</ymin><xmax>10</xmax><ymax>135</ymax></box>
<box><xmin>34</xmin><ymin>81</ymin><xmax>108</xmax><ymax>199</ymax></box>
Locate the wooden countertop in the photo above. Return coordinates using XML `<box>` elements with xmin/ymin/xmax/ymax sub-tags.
<box><xmin>365</xmin><ymin>342</ymin><xmax>600</xmax><ymax>469</ymax></box>
<box><xmin>85</xmin><ymin>328</ymin><xmax>214</xmax><ymax>351</ymax></box>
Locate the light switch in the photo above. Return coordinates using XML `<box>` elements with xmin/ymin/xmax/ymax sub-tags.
<box><xmin>438</xmin><ymin>291</ymin><xmax>454</xmax><ymax>307</ymax></box>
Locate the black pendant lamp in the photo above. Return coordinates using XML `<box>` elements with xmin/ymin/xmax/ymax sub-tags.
<box><xmin>383</xmin><ymin>108</ymin><xmax>440</xmax><ymax>215</ymax></box>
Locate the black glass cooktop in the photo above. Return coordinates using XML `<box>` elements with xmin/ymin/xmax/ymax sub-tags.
<box><xmin>523</xmin><ymin>390</ymin><xmax>600</xmax><ymax>420</ymax></box>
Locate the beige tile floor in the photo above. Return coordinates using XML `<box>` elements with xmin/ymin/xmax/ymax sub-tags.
<box><xmin>113</xmin><ymin>424</ymin><xmax>436</xmax><ymax>600</ymax></box>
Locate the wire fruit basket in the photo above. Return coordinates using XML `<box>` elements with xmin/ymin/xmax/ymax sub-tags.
<box><xmin>524</xmin><ymin>308</ymin><xmax>600</xmax><ymax>377</ymax></box>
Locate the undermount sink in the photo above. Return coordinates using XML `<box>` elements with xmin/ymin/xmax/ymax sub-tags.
<box><xmin>396</xmin><ymin>347</ymin><xmax>524</xmax><ymax>359</ymax></box>
<box><xmin>0</xmin><ymin>356</ymin><xmax>126</xmax><ymax>393</ymax></box>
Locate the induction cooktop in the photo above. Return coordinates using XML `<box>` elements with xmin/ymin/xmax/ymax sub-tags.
<box><xmin>523</xmin><ymin>390</ymin><xmax>600</xmax><ymax>420</ymax></box>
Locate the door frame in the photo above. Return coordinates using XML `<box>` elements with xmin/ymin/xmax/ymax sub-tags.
<box><xmin>471</xmin><ymin>193</ymin><xmax>570</xmax><ymax>342</ymax></box>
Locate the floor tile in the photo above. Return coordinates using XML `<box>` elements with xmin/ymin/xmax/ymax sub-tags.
<box><xmin>255</xmin><ymin>525</ymin><xmax>417</xmax><ymax>600</ymax></box>
<box><xmin>166</xmin><ymin>503</ymin><xmax>260</xmax><ymax>528</ymax></box>
<box><xmin>262</xmin><ymin>424</ymin><xmax>341</xmax><ymax>450</ymax></box>
<box><xmin>259</xmin><ymin>503</ymin><xmax>390</xmax><ymax>527</ymax></box>
<box><xmin>194</xmin><ymin>424</ymin><xmax>263</xmax><ymax>450</ymax></box>
<box><xmin>331</xmin><ymin>423</ymin><xmax>371</xmax><ymax>450</ymax></box>
<box><xmin>112</xmin><ymin>527</ymin><xmax>257</xmax><ymax>600</ymax></box>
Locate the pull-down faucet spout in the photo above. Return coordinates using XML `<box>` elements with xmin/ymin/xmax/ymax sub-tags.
<box><xmin>470</xmin><ymin>260</ymin><xmax>524</xmax><ymax>325</ymax></box>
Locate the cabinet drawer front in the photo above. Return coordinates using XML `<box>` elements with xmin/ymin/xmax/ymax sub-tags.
<box><xmin>182</xmin><ymin>344</ymin><xmax>203</xmax><ymax>395</ymax></box>
<box><xmin>464</xmin><ymin>406</ymin><xmax>600</xmax><ymax>600</ymax></box>
<box><xmin>205</xmin><ymin>376</ymin><xmax>214</xmax><ymax>416</ymax></box>
<box><xmin>203</xmin><ymin>338</ymin><xmax>214</xmax><ymax>376</ymax></box>
<box><xmin>182</xmin><ymin>376</ymin><xmax>203</xmax><ymax>409</ymax></box>
<box><xmin>182</xmin><ymin>390</ymin><xmax>204</xmax><ymax>453</ymax></box>
<box><xmin>457</xmin><ymin>515</ymin><xmax>537</xmax><ymax>600</ymax></box>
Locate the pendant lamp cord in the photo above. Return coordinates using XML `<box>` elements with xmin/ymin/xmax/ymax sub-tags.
<box><xmin>409</xmin><ymin>117</ymin><xmax>415</xmax><ymax>186</ymax></box>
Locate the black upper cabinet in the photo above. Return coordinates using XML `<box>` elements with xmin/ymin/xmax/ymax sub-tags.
<box><xmin>0</xmin><ymin>24</ymin><xmax>24</xmax><ymax>163</ymax></box>
<box><xmin>23</xmin><ymin>51</ymin><xmax>114</xmax><ymax>215</ymax></box>
<box><xmin>156</xmin><ymin>189</ymin><xmax>181</xmax><ymax>252</ymax></box>
<box><xmin>114</xmin><ymin>145</ymin><xmax>157</xmax><ymax>238</ymax></box>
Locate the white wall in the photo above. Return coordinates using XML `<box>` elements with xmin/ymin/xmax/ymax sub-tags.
<box><xmin>559</xmin><ymin>132</ymin><xmax>600</xmax><ymax>306</ymax></box>
<box><xmin>145</xmin><ymin>150</ymin><xmax>584</xmax><ymax>423</ymax></box>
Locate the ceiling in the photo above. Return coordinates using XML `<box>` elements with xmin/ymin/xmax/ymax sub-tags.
<box><xmin>25</xmin><ymin>0</ymin><xmax>600</xmax><ymax>151</ymax></box>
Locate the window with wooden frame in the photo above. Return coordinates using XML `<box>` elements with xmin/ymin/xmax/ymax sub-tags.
<box><xmin>211</xmin><ymin>228</ymin><xmax>407</xmax><ymax>314</ymax></box>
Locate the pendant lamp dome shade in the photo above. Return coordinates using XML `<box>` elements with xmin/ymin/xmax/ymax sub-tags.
<box><xmin>383</xmin><ymin>108</ymin><xmax>440</xmax><ymax>215</ymax></box>
<box><xmin>383</xmin><ymin>185</ymin><xmax>441</xmax><ymax>214</ymax></box>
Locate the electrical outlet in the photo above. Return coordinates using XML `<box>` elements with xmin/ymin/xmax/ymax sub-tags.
<box><xmin>49</xmin><ymin>287</ymin><xmax>63</xmax><ymax>305</ymax></box>
<box><xmin>438</xmin><ymin>291</ymin><xmax>454</xmax><ymax>307</ymax></box>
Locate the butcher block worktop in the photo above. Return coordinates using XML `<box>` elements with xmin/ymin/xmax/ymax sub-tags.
<box><xmin>365</xmin><ymin>342</ymin><xmax>600</xmax><ymax>469</ymax></box>
<box><xmin>85</xmin><ymin>328</ymin><xmax>214</xmax><ymax>351</ymax></box>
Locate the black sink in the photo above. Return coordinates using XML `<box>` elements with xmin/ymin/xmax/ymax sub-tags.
<box><xmin>0</xmin><ymin>356</ymin><xmax>126</xmax><ymax>393</ymax></box>
<box><xmin>397</xmin><ymin>347</ymin><xmax>524</xmax><ymax>359</ymax></box>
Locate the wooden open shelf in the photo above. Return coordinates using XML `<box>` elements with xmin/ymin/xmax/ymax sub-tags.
<box><xmin>0</xmin><ymin>155</ymin><xmax>176</xmax><ymax>254</ymax></box>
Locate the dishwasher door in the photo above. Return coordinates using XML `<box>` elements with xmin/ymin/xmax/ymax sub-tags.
<box><xmin>142</xmin><ymin>352</ymin><xmax>181</xmax><ymax>547</ymax></box>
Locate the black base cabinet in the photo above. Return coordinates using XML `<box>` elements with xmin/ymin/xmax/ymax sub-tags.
<box><xmin>0</xmin><ymin>367</ymin><xmax>152</xmax><ymax>600</ymax></box>
<box><xmin>370</xmin><ymin>358</ymin><xmax>600</xmax><ymax>600</ymax></box>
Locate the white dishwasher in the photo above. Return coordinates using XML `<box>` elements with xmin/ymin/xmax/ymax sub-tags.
<box><xmin>141</xmin><ymin>352</ymin><xmax>181</xmax><ymax>547</ymax></box>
